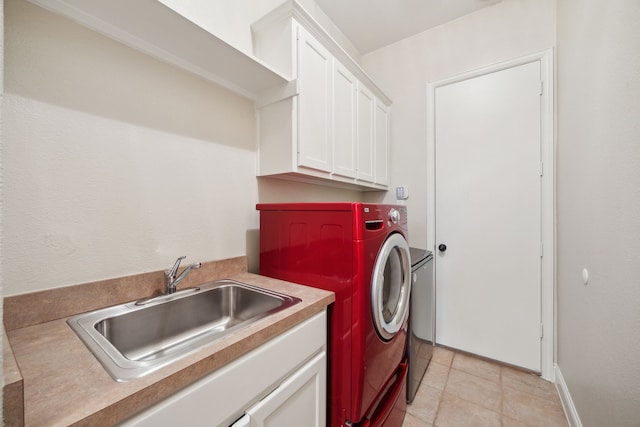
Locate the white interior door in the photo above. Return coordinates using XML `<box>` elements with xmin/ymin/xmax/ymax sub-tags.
<box><xmin>434</xmin><ymin>61</ymin><xmax>542</xmax><ymax>371</ymax></box>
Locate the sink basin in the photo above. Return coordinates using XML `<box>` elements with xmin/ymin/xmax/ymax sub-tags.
<box><xmin>67</xmin><ymin>280</ymin><xmax>301</xmax><ymax>381</ymax></box>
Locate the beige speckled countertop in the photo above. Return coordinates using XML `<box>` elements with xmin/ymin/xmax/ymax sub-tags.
<box><xmin>4</xmin><ymin>257</ymin><xmax>334</xmax><ymax>426</ymax></box>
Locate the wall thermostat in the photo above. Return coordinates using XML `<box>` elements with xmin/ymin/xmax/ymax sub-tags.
<box><xmin>395</xmin><ymin>186</ymin><xmax>409</xmax><ymax>200</ymax></box>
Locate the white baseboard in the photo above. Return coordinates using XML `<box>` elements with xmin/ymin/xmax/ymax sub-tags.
<box><xmin>554</xmin><ymin>364</ymin><xmax>583</xmax><ymax>427</ymax></box>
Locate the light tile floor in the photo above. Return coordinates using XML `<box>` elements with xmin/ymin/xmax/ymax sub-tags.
<box><xmin>403</xmin><ymin>347</ymin><xmax>569</xmax><ymax>427</ymax></box>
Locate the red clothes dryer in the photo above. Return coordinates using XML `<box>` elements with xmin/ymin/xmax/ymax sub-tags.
<box><xmin>257</xmin><ymin>203</ymin><xmax>412</xmax><ymax>427</ymax></box>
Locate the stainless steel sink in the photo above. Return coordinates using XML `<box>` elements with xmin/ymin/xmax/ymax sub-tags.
<box><xmin>67</xmin><ymin>280</ymin><xmax>301</xmax><ymax>381</ymax></box>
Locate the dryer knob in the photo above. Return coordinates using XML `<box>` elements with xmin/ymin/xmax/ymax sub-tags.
<box><xmin>389</xmin><ymin>209</ymin><xmax>400</xmax><ymax>224</ymax></box>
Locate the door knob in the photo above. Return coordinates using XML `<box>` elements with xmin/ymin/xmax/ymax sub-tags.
<box><xmin>438</xmin><ymin>244</ymin><xmax>447</xmax><ymax>252</ymax></box>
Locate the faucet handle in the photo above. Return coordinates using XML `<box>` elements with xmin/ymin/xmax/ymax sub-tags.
<box><xmin>167</xmin><ymin>256</ymin><xmax>186</xmax><ymax>279</ymax></box>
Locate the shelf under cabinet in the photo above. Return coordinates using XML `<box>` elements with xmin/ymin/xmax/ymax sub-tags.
<box><xmin>29</xmin><ymin>0</ymin><xmax>289</xmax><ymax>100</ymax></box>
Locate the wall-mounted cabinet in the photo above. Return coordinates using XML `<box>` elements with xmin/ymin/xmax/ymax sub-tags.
<box><xmin>354</xmin><ymin>89</ymin><xmax>389</xmax><ymax>185</ymax></box>
<box><xmin>253</xmin><ymin>1</ymin><xmax>392</xmax><ymax>191</ymax></box>
<box><xmin>356</xmin><ymin>83</ymin><xmax>375</xmax><ymax>183</ymax></box>
<box><xmin>332</xmin><ymin>62</ymin><xmax>358</xmax><ymax>179</ymax></box>
<box><xmin>297</xmin><ymin>26</ymin><xmax>333</xmax><ymax>173</ymax></box>
<box><xmin>374</xmin><ymin>100</ymin><xmax>390</xmax><ymax>186</ymax></box>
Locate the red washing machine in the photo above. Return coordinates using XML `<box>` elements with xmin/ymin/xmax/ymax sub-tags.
<box><xmin>257</xmin><ymin>203</ymin><xmax>412</xmax><ymax>427</ymax></box>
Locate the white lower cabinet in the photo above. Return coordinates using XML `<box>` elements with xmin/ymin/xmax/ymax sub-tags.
<box><xmin>119</xmin><ymin>311</ymin><xmax>327</xmax><ymax>427</ymax></box>
<box><xmin>231</xmin><ymin>352</ymin><xmax>326</xmax><ymax>427</ymax></box>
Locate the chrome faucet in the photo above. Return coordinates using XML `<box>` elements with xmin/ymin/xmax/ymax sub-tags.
<box><xmin>166</xmin><ymin>256</ymin><xmax>201</xmax><ymax>294</ymax></box>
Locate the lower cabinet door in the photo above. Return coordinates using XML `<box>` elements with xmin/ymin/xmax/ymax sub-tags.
<box><xmin>232</xmin><ymin>351</ymin><xmax>326</xmax><ymax>427</ymax></box>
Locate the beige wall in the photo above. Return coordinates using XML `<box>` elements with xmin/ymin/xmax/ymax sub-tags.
<box><xmin>360</xmin><ymin>0</ymin><xmax>556</xmax><ymax>248</ymax></box>
<box><xmin>556</xmin><ymin>0</ymin><xmax>640</xmax><ymax>425</ymax></box>
<box><xmin>2</xmin><ymin>0</ymin><xmax>359</xmax><ymax>296</ymax></box>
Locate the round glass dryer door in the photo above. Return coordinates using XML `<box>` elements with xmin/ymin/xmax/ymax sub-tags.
<box><xmin>371</xmin><ymin>233</ymin><xmax>412</xmax><ymax>341</ymax></box>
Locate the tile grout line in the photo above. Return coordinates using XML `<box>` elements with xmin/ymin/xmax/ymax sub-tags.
<box><xmin>444</xmin><ymin>370</ymin><xmax>504</xmax><ymax>422</ymax></box>
<box><xmin>432</xmin><ymin>351</ymin><xmax>456</xmax><ymax>427</ymax></box>
<box><xmin>447</xmin><ymin>352</ymin><xmax>505</xmax><ymax>424</ymax></box>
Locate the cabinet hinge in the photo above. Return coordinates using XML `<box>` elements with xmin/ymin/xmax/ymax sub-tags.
<box><xmin>539</xmin><ymin>80</ymin><xmax>543</xmax><ymax>96</ymax></box>
<box><xmin>540</xmin><ymin>162</ymin><xmax>544</xmax><ymax>177</ymax></box>
<box><xmin>540</xmin><ymin>243</ymin><xmax>543</xmax><ymax>258</ymax></box>
<box><xmin>540</xmin><ymin>323</ymin><xmax>544</xmax><ymax>339</ymax></box>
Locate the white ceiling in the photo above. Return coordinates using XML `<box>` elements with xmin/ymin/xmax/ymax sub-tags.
<box><xmin>313</xmin><ymin>0</ymin><xmax>502</xmax><ymax>54</ymax></box>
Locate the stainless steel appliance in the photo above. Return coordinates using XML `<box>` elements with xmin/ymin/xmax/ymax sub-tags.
<box><xmin>407</xmin><ymin>248</ymin><xmax>434</xmax><ymax>403</ymax></box>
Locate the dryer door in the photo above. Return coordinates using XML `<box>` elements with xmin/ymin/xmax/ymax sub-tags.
<box><xmin>371</xmin><ymin>233</ymin><xmax>412</xmax><ymax>341</ymax></box>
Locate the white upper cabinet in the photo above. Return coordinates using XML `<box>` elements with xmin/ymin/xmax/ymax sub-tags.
<box><xmin>332</xmin><ymin>62</ymin><xmax>358</xmax><ymax>179</ymax></box>
<box><xmin>297</xmin><ymin>26</ymin><xmax>333</xmax><ymax>173</ymax></box>
<box><xmin>357</xmin><ymin>83</ymin><xmax>375</xmax><ymax>183</ymax></box>
<box><xmin>374</xmin><ymin>100</ymin><xmax>390</xmax><ymax>186</ymax></box>
<box><xmin>253</xmin><ymin>1</ymin><xmax>392</xmax><ymax>191</ymax></box>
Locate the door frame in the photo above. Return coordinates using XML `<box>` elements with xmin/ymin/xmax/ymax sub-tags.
<box><xmin>426</xmin><ymin>49</ymin><xmax>555</xmax><ymax>380</ymax></box>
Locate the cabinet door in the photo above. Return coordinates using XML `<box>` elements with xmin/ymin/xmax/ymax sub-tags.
<box><xmin>242</xmin><ymin>352</ymin><xmax>326</xmax><ymax>427</ymax></box>
<box><xmin>357</xmin><ymin>83</ymin><xmax>375</xmax><ymax>183</ymax></box>
<box><xmin>374</xmin><ymin>100</ymin><xmax>390</xmax><ymax>185</ymax></box>
<box><xmin>297</xmin><ymin>25</ymin><xmax>332</xmax><ymax>173</ymax></box>
<box><xmin>332</xmin><ymin>62</ymin><xmax>357</xmax><ymax>178</ymax></box>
